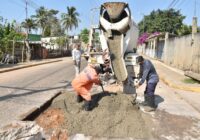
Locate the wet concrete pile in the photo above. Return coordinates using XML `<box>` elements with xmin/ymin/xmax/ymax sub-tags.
<box><xmin>35</xmin><ymin>84</ymin><xmax>154</xmax><ymax>139</ymax></box>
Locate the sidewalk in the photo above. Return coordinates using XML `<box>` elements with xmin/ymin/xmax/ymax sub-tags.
<box><xmin>151</xmin><ymin>59</ymin><xmax>200</xmax><ymax>93</ymax></box>
<box><xmin>0</xmin><ymin>58</ymin><xmax>63</xmax><ymax>73</ymax></box>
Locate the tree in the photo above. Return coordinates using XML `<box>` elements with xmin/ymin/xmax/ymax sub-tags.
<box><xmin>21</xmin><ymin>18</ymin><xmax>37</xmax><ymax>33</ymax></box>
<box><xmin>61</xmin><ymin>6</ymin><xmax>80</xmax><ymax>33</ymax></box>
<box><xmin>80</xmin><ymin>28</ymin><xmax>89</xmax><ymax>44</ymax></box>
<box><xmin>0</xmin><ymin>21</ymin><xmax>25</xmax><ymax>59</ymax></box>
<box><xmin>44</xmin><ymin>26</ymin><xmax>51</xmax><ymax>37</ymax></box>
<box><xmin>56</xmin><ymin>36</ymin><xmax>68</xmax><ymax>56</ymax></box>
<box><xmin>50</xmin><ymin>20</ymin><xmax>65</xmax><ymax>37</ymax></box>
<box><xmin>31</xmin><ymin>7</ymin><xmax>47</xmax><ymax>36</ymax></box>
<box><xmin>31</xmin><ymin>6</ymin><xmax>59</xmax><ymax>36</ymax></box>
<box><xmin>138</xmin><ymin>9</ymin><xmax>185</xmax><ymax>35</ymax></box>
<box><xmin>177</xmin><ymin>25</ymin><xmax>192</xmax><ymax>36</ymax></box>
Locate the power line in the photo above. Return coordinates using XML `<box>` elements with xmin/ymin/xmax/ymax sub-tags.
<box><xmin>27</xmin><ymin>0</ymin><xmax>40</xmax><ymax>9</ymax></box>
<box><xmin>8</xmin><ymin>0</ymin><xmax>24</xmax><ymax>8</ymax></box>
<box><xmin>20</xmin><ymin>0</ymin><xmax>39</xmax><ymax>10</ymax></box>
<box><xmin>168</xmin><ymin>0</ymin><xmax>180</xmax><ymax>9</ymax></box>
<box><xmin>176</xmin><ymin>0</ymin><xmax>187</xmax><ymax>9</ymax></box>
<box><xmin>173</xmin><ymin>0</ymin><xmax>180</xmax><ymax>8</ymax></box>
<box><xmin>168</xmin><ymin>0</ymin><xmax>176</xmax><ymax>9</ymax></box>
<box><xmin>171</xmin><ymin>0</ymin><xmax>180</xmax><ymax>8</ymax></box>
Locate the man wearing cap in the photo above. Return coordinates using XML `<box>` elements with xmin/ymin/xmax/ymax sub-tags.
<box><xmin>135</xmin><ymin>56</ymin><xmax>159</xmax><ymax>112</ymax></box>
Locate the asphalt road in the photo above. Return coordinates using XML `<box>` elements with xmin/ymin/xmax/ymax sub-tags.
<box><xmin>0</xmin><ymin>57</ymin><xmax>86</xmax><ymax>127</ymax></box>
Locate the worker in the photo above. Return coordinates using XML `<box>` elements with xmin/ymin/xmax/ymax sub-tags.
<box><xmin>135</xmin><ymin>56</ymin><xmax>159</xmax><ymax>112</ymax></box>
<box><xmin>71</xmin><ymin>64</ymin><xmax>103</xmax><ymax>111</ymax></box>
<box><xmin>72</xmin><ymin>44</ymin><xmax>82</xmax><ymax>77</ymax></box>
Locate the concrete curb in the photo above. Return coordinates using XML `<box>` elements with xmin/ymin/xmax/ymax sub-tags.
<box><xmin>142</xmin><ymin>55</ymin><xmax>200</xmax><ymax>92</ymax></box>
<box><xmin>0</xmin><ymin>60</ymin><xmax>62</xmax><ymax>73</ymax></box>
<box><xmin>21</xmin><ymin>91</ymin><xmax>63</xmax><ymax>121</ymax></box>
<box><xmin>159</xmin><ymin>75</ymin><xmax>200</xmax><ymax>93</ymax></box>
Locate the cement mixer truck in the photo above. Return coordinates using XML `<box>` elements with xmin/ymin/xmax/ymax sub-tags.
<box><xmin>88</xmin><ymin>2</ymin><xmax>139</xmax><ymax>95</ymax></box>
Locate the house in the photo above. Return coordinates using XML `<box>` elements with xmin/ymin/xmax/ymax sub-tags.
<box><xmin>14</xmin><ymin>34</ymin><xmax>46</xmax><ymax>61</ymax></box>
<box><xmin>138</xmin><ymin>32</ymin><xmax>175</xmax><ymax>61</ymax></box>
<box><xmin>41</xmin><ymin>36</ymin><xmax>69</xmax><ymax>58</ymax></box>
<box><xmin>28</xmin><ymin>34</ymin><xmax>47</xmax><ymax>59</ymax></box>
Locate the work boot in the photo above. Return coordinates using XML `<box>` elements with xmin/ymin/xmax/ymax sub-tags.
<box><xmin>143</xmin><ymin>95</ymin><xmax>156</xmax><ymax>112</ymax></box>
<box><xmin>77</xmin><ymin>95</ymin><xmax>84</xmax><ymax>103</ymax></box>
<box><xmin>139</xmin><ymin>94</ymin><xmax>148</xmax><ymax>106</ymax></box>
<box><xmin>83</xmin><ymin>101</ymin><xmax>92</xmax><ymax>111</ymax></box>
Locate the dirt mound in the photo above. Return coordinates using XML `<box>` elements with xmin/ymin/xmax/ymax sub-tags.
<box><xmin>36</xmin><ymin>108</ymin><xmax>64</xmax><ymax>130</ymax></box>
<box><xmin>50</xmin><ymin>88</ymin><xmax>152</xmax><ymax>139</ymax></box>
<box><xmin>35</xmin><ymin>108</ymin><xmax>67</xmax><ymax>140</ymax></box>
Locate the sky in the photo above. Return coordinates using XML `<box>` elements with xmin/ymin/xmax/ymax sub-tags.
<box><xmin>0</xmin><ymin>0</ymin><xmax>199</xmax><ymax>35</ymax></box>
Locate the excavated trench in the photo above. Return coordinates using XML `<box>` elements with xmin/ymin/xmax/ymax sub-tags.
<box><xmin>33</xmin><ymin>85</ymin><xmax>155</xmax><ymax>139</ymax></box>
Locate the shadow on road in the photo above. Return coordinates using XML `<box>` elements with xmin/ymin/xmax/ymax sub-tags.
<box><xmin>155</xmin><ymin>94</ymin><xmax>164</xmax><ymax>107</ymax></box>
<box><xmin>0</xmin><ymin>80</ymin><xmax>73</xmax><ymax>102</ymax></box>
<box><xmin>0</xmin><ymin>85</ymin><xmax>68</xmax><ymax>102</ymax></box>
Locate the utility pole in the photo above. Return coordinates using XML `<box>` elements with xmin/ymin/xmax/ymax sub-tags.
<box><xmin>25</xmin><ymin>0</ymin><xmax>28</xmax><ymax>20</ymax></box>
<box><xmin>192</xmin><ymin>0</ymin><xmax>198</xmax><ymax>41</ymax></box>
<box><xmin>194</xmin><ymin>0</ymin><xmax>196</xmax><ymax>17</ymax></box>
<box><xmin>25</xmin><ymin>0</ymin><xmax>31</xmax><ymax>62</ymax></box>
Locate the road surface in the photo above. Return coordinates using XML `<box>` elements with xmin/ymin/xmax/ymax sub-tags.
<box><xmin>0</xmin><ymin>57</ymin><xmax>86</xmax><ymax>127</ymax></box>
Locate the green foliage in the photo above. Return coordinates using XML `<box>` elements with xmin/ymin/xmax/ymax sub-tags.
<box><xmin>56</xmin><ymin>36</ymin><xmax>67</xmax><ymax>47</ymax></box>
<box><xmin>50</xmin><ymin>19</ymin><xmax>65</xmax><ymax>37</ymax></box>
<box><xmin>0</xmin><ymin>20</ymin><xmax>25</xmax><ymax>58</ymax></box>
<box><xmin>183</xmin><ymin>78</ymin><xmax>200</xmax><ymax>84</ymax></box>
<box><xmin>21</xmin><ymin>18</ymin><xmax>37</xmax><ymax>33</ymax></box>
<box><xmin>80</xmin><ymin>28</ymin><xmax>89</xmax><ymax>44</ymax></box>
<box><xmin>198</xmin><ymin>27</ymin><xmax>200</xmax><ymax>33</ymax></box>
<box><xmin>44</xmin><ymin>26</ymin><xmax>51</xmax><ymax>37</ymax></box>
<box><xmin>31</xmin><ymin>6</ymin><xmax>59</xmax><ymax>36</ymax></box>
<box><xmin>61</xmin><ymin>6</ymin><xmax>80</xmax><ymax>32</ymax></box>
<box><xmin>94</xmin><ymin>32</ymin><xmax>100</xmax><ymax>43</ymax></box>
<box><xmin>177</xmin><ymin>25</ymin><xmax>192</xmax><ymax>36</ymax></box>
<box><xmin>138</xmin><ymin>9</ymin><xmax>185</xmax><ymax>35</ymax></box>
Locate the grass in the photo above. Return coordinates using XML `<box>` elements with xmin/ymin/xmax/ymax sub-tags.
<box><xmin>183</xmin><ymin>78</ymin><xmax>200</xmax><ymax>84</ymax></box>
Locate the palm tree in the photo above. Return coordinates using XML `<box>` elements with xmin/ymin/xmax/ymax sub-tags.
<box><xmin>31</xmin><ymin>7</ymin><xmax>48</xmax><ymax>36</ymax></box>
<box><xmin>61</xmin><ymin>6</ymin><xmax>80</xmax><ymax>33</ymax></box>
<box><xmin>31</xmin><ymin>7</ymin><xmax>58</xmax><ymax>36</ymax></box>
<box><xmin>21</xmin><ymin>18</ymin><xmax>37</xmax><ymax>33</ymax></box>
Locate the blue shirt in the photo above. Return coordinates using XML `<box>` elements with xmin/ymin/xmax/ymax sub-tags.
<box><xmin>139</xmin><ymin>59</ymin><xmax>159</xmax><ymax>85</ymax></box>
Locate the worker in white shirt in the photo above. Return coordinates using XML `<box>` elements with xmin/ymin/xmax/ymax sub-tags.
<box><xmin>72</xmin><ymin>44</ymin><xmax>82</xmax><ymax>77</ymax></box>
